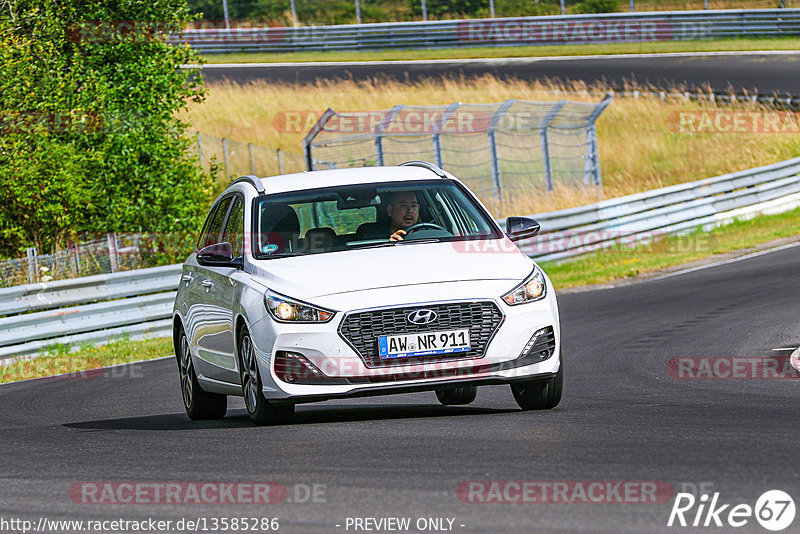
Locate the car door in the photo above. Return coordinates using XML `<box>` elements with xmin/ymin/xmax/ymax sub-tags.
<box><xmin>179</xmin><ymin>202</ymin><xmax>218</xmax><ymax>350</ymax></box>
<box><xmin>204</xmin><ymin>194</ymin><xmax>247</xmax><ymax>384</ymax></box>
<box><xmin>190</xmin><ymin>195</ymin><xmax>240</xmax><ymax>384</ymax></box>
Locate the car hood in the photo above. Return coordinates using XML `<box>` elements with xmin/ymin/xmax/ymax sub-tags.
<box><xmin>248</xmin><ymin>238</ymin><xmax>533</xmax><ymax>301</ymax></box>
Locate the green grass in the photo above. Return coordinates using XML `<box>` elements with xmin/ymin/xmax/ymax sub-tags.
<box><xmin>0</xmin><ymin>336</ymin><xmax>174</xmax><ymax>384</ymax></box>
<box><xmin>200</xmin><ymin>37</ymin><xmax>800</xmax><ymax>64</ymax></box>
<box><xmin>543</xmin><ymin>207</ymin><xmax>800</xmax><ymax>289</ymax></box>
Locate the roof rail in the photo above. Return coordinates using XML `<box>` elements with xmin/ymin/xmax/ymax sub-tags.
<box><xmin>231</xmin><ymin>175</ymin><xmax>265</xmax><ymax>194</ymax></box>
<box><xmin>400</xmin><ymin>161</ymin><xmax>447</xmax><ymax>179</ymax></box>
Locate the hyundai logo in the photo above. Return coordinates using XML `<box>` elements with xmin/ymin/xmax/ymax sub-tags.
<box><xmin>407</xmin><ymin>309</ymin><xmax>437</xmax><ymax>325</ymax></box>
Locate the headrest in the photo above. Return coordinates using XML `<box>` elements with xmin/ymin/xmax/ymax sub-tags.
<box><xmin>260</xmin><ymin>204</ymin><xmax>300</xmax><ymax>235</ymax></box>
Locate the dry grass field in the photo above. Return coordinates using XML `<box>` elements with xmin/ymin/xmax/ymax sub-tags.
<box><xmin>185</xmin><ymin>76</ymin><xmax>800</xmax><ymax>214</ymax></box>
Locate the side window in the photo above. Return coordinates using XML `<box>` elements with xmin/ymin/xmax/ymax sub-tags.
<box><xmin>223</xmin><ymin>196</ymin><xmax>245</xmax><ymax>257</ymax></box>
<box><xmin>197</xmin><ymin>205</ymin><xmax>217</xmax><ymax>251</ymax></box>
<box><xmin>202</xmin><ymin>197</ymin><xmax>232</xmax><ymax>248</ymax></box>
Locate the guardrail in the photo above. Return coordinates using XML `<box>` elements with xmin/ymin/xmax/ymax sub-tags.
<box><xmin>171</xmin><ymin>9</ymin><xmax>800</xmax><ymax>54</ymax></box>
<box><xmin>2</xmin><ymin>156</ymin><xmax>799</xmax><ymax>360</ymax></box>
<box><xmin>512</xmin><ymin>156</ymin><xmax>800</xmax><ymax>262</ymax></box>
<box><xmin>0</xmin><ymin>265</ymin><xmax>181</xmax><ymax>360</ymax></box>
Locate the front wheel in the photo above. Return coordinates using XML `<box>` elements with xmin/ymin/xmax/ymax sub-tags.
<box><xmin>511</xmin><ymin>354</ymin><xmax>563</xmax><ymax>411</ymax></box>
<box><xmin>176</xmin><ymin>330</ymin><xmax>227</xmax><ymax>420</ymax></box>
<box><xmin>239</xmin><ymin>329</ymin><xmax>294</xmax><ymax>426</ymax></box>
<box><xmin>435</xmin><ymin>385</ymin><xmax>477</xmax><ymax>405</ymax></box>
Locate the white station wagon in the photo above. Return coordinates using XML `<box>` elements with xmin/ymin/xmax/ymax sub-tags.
<box><xmin>172</xmin><ymin>162</ymin><xmax>562</xmax><ymax>425</ymax></box>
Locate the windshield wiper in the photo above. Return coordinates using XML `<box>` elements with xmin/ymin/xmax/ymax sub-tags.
<box><xmin>389</xmin><ymin>238</ymin><xmax>442</xmax><ymax>247</ymax></box>
<box><xmin>346</xmin><ymin>241</ymin><xmax>396</xmax><ymax>250</ymax></box>
<box><xmin>255</xmin><ymin>251</ymin><xmax>304</xmax><ymax>259</ymax></box>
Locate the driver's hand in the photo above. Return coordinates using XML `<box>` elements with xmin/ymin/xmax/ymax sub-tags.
<box><xmin>390</xmin><ymin>230</ymin><xmax>406</xmax><ymax>242</ymax></box>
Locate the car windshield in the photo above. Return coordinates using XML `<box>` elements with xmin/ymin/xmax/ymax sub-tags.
<box><xmin>252</xmin><ymin>179</ymin><xmax>501</xmax><ymax>259</ymax></box>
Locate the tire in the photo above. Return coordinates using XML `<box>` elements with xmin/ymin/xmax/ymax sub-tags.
<box><xmin>176</xmin><ymin>329</ymin><xmax>227</xmax><ymax>420</ymax></box>
<box><xmin>239</xmin><ymin>328</ymin><xmax>294</xmax><ymax>426</ymax></box>
<box><xmin>511</xmin><ymin>353</ymin><xmax>563</xmax><ymax>411</ymax></box>
<box><xmin>435</xmin><ymin>385</ymin><xmax>478</xmax><ymax>406</ymax></box>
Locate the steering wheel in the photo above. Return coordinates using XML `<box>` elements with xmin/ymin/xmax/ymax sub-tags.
<box><xmin>403</xmin><ymin>222</ymin><xmax>448</xmax><ymax>235</ymax></box>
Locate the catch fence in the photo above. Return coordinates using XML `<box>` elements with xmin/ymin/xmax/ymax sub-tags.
<box><xmin>303</xmin><ymin>95</ymin><xmax>613</xmax><ymax>215</ymax></box>
<box><xmin>193</xmin><ymin>132</ymin><xmax>305</xmax><ymax>180</ymax></box>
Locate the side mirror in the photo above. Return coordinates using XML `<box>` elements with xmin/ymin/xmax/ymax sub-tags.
<box><xmin>506</xmin><ymin>217</ymin><xmax>540</xmax><ymax>241</ymax></box>
<box><xmin>197</xmin><ymin>242</ymin><xmax>242</xmax><ymax>268</ymax></box>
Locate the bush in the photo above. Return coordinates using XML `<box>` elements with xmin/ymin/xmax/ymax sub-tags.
<box><xmin>0</xmin><ymin>0</ymin><xmax>215</xmax><ymax>259</ymax></box>
<box><xmin>406</xmin><ymin>0</ymin><xmax>488</xmax><ymax>18</ymax></box>
<box><xmin>574</xmin><ymin>0</ymin><xmax>619</xmax><ymax>13</ymax></box>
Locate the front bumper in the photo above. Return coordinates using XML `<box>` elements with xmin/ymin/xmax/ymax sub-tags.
<box><xmin>248</xmin><ymin>289</ymin><xmax>560</xmax><ymax>401</ymax></box>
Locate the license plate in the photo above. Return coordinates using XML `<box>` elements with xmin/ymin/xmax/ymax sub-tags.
<box><xmin>378</xmin><ymin>329</ymin><xmax>470</xmax><ymax>359</ymax></box>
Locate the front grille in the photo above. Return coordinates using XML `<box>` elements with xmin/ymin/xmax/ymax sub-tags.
<box><xmin>338</xmin><ymin>301</ymin><xmax>504</xmax><ymax>368</ymax></box>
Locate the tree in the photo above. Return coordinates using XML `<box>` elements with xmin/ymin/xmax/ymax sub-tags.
<box><xmin>0</xmin><ymin>0</ymin><xmax>214</xmax><ymax>258</ymax></box>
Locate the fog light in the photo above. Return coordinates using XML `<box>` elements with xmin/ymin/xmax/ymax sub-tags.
<box><xmin>517</xmin><ymin>327</ymin><xmax>556</xmax><ymax>361</ymax></box>
<box><xmin>274</xmin><ymin>351</ymin><xmax>326</xmax><ymax>384</ymax></box>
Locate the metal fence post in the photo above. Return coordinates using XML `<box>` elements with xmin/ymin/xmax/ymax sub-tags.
<box><xmin>302</xmin><ymin>108</ymin><xmax>337</xmax><ymax>171</ymax></box>
<box><xmin>107</xmin><ymin>233</ymin><xmax>119</xmax><ymax>273</ymax></box>
<box><xmin>26</xmin><ymin>247</ymin><xmax>37</xmax><ymax>284</ymax></box>
<box><xmin>539</xmin><ymin>101</ymin><xmax>567</xmax><ymax>191</ymax></box>
<box><xmin>222</xmin><ymin>138</ymin><xmax>230</xmax><ymax>180</ymax></box>
<box><xmin>374</xmin><ymin>105</ymin><xmax>404</xmax><ymax>167</ymax></box>
<box><xmin>431</xmin><ymin>102</ymin><xmax>461</xmax><ymax>168</ymax></box>
<box><xmin>73</xmin><ymin>245</ymin><xmax>80</xmax><ymax>277</ymax></box>
<box><xmin>248</xmin><ymin>143</ymin><xmax>255</xmax><ymax>175</ymax></box>
<box><xmin>583</xmin><ymin>124</ymin><xmax>602</xmax><ymax>188</ymax></box>
<box><xmin>582</xmin><ymin>93</ymin><xmax>614</xmax><ymax>188</ymax></box>
<box><xmin>487</xmin><ymin>100</ymin><xmax>515</xmax><ymax>206</ymax></box>
<box><xmin>277</xmin><ymin>148</ymin><xmax>284</xmax><ymax>174</ymax></box>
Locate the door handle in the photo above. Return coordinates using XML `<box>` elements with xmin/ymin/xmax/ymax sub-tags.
<box><xmin>181</xmin><ymin>274</ymin><xmax>193</xmax><ymax>284</ymax></box>
<box><xmin>201</xmin><ymin>279</ymin><xmax>214</xmax><ymax>290</ymax></box>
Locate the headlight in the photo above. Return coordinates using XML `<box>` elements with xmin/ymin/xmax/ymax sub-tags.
<box><xmin>502</xmin><ymin>267</ymin><xmax>546</xmax><ymax>305</ymax></box>
<box><xmin>265</xmin><ymin>291</ymin><xmax>335</xmax><ymax>323</ymax></box>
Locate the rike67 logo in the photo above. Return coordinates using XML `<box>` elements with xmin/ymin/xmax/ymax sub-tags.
<box><xmin>667</xmin><ymin>490</ymin><xmax>795</xmax><ymax>531</ymax></box>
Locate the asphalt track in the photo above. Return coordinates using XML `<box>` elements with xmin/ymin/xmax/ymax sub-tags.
<box><xmin>2</xmin><ymin>242</ymin><xmax>799</xmax><ymax>533</ymax></box>
<box><xmin>199</xmin><ymin>52</ymin><xmax>800</xmax><ymax>95</ymax></box>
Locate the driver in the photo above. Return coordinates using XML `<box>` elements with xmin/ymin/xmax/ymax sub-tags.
<box><xmin>386</xmin><ymin>191</ymin><xmax>420</xmax><ymax>241</ymax></box>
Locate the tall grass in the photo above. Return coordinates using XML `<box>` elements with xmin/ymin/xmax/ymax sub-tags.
<box><xmin>185</xmin><ymin>76</ymin><xmax>800</xmax><ymax>214</ymax></box>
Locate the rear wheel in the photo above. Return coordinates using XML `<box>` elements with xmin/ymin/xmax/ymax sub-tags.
<box><xmin>239</xmin><ymin>329</ymin><xmax>294</xmax><ymax>426</ymax></box>
<box><xmin>435</xmin><ymin>385</ymin><xmax>477</xmax><ymax>406</ymax></box>
<box><xmin>177</xmin><ymin>330</ymin><xmax>227</xmax><ymax>420</ymax></box>
<box><xmin>511</xmin><ymin>354</ymin><xmax>563</xmax><ymax>411</ymax></box>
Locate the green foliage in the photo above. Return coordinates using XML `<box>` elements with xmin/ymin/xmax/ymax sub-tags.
<box><xmin>406</xmin><ymin>0</ymin><xmax>488</xmax><ymax>18</ymax></box>
<box><xmin>187</xmin><ymin>0</ymin><xmax>412</xmax><ymax>26</ymax></box>
<box><xmin>574</xmin><ymin>0</ymin><xmax>619</xmax><ymax>13</ymax></box>
<box><xmin>0</xmin><ymin>0</ymin><xmax>215</xmax><ymax>258</ymax></box>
